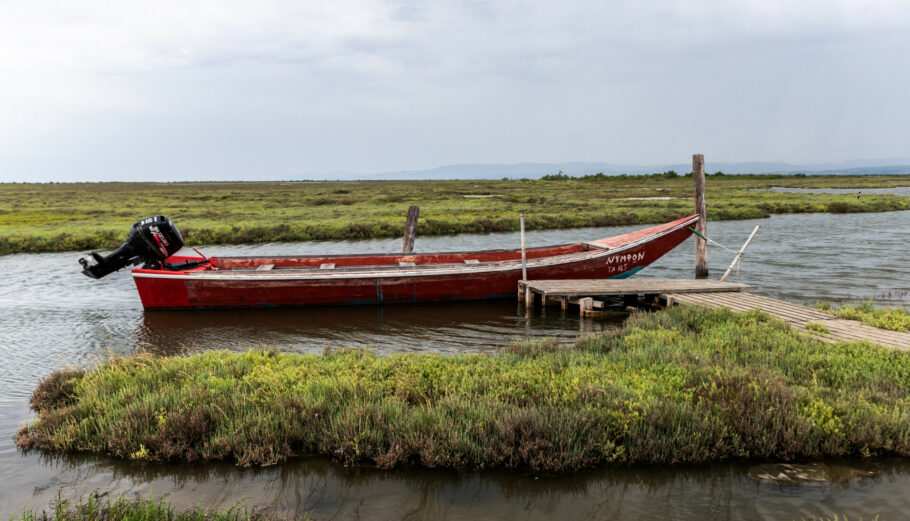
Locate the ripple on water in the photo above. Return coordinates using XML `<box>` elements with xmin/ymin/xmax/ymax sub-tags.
<box><xmin>1</xmin><ymin>211</ymin><xmax>909</xmax><ymax>518</ymax></box>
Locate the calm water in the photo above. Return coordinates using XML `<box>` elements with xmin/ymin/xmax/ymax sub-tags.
<box><xmin>1</xmin><ymin>211</ymin><xmax>909</xmax><ymax>519</ymax></box>
<box><xmin>762</xmin><ymin>186</ymin><xmax>910</xmax><ymax>197</ymax></box>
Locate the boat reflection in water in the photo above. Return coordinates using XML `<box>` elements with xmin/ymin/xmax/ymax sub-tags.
<box><xmin>136</xmin><ymin>299</ymin><xmax>625</xmax><ymax>357</ymax></box>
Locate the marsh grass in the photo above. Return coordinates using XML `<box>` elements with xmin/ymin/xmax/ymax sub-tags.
<box><xmin>2</xmin><ymin>175</ymin><xmax>909</xmax><ymax>254</ymax></box>
<box><xmin>14</xmin><ymin>493</ymin><xmax>299</xmax><ymax>521</ymax></box>
<box><xmin>817</xmin><ymin>301</ymin><xmax>910</xmax><ymax>332</ymax></box>
<box><xmin>17</xmin><ymin>306</ymin><xmax>910</xmax><ymax>472</ymax></box>
<box><xmin>805</xmin><ymin>322</ymin><xmax>831</xmax><ymax>335</ymax></box>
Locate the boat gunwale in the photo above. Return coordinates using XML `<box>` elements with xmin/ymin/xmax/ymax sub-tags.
<box><xmin>209</xmin><ymin>242</ymin><xmax>585</xmax><ymax>262</ymax></box>
<box><xmin>131</xmin><ymin>215</ymin><xmax>699</xmax><ymax>281</ymax></box>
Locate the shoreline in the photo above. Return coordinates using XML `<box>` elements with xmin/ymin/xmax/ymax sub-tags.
<box><xmin>2</xmin><ymin>175</ymin><xmax>910</xmax><ymax>255</ymax></box>
<box><xmin>16</xmin><ymin>305</ymin><xmax>910</xmax><ymax>472</ymax></box>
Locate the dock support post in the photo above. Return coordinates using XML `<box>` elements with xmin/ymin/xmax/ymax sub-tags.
<box><xmin>402</xmin><ymin>205</ymin><xmax>419</xmax><ymax>253</ymax></box>
<box><xmin>693</xmin><ymin>154</ymin><xmax>708</xmax><ymax>279</ymax></box>
<box><xmin>525</xmin><ymin>286</ymin><xmax>536</xmax><ymax>308</ymax></box>
<box><xmin>579</xmin><ymin>297</ymin><xmax>593</xmax><ymax>317</ymax></box>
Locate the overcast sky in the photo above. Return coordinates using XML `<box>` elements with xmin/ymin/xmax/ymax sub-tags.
<box><xmin>2</xmin><ymin>1</ymin><xmax>909</xmax><ymax>181</ymax></box>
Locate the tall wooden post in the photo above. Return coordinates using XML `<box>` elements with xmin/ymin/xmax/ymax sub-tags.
<box><xmin>693</xmin><ymin>154</ymin><xmax>708</xmax><ymax>279</ymax></box>
<box><xmin>520</xmin><ymin>212</ymin><xmax>527</xmax><ymax>281</ymax></box>
<box><xmin>401</xmin><ymin>205</ymin><xmax>419</xmax><ymax>253</ymax></box>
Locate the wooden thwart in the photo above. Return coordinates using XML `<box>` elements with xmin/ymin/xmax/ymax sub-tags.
<box><xmin>664</xmin><ymin>292</ymin><xmax>910</xmax><ymax>351</ymax></box>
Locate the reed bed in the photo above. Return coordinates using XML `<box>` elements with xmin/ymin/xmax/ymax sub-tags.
<box><xmin>2</xmin><ymin>175</ymin><xmax>909</xmax><ymax>254</ymax></box>
<box><xmin>16</xmin><ymin>306</ymin><xmax>910</xmax><ymax>472</ymax></box>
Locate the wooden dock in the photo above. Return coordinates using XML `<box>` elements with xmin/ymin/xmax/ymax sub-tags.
<box><xmin>518</xmin><ymin>278</ymin><xmax>756</xmax><ymax>315</ymax></box>
<box><xmin>518</xmin><ymin>278</ymin><xmax>910</xmax><ymax>350</ymax></box>
<box><xmin>665</xmin><ymin>292</ymin><xmax>910</xmax><ymax>350</ymax></box>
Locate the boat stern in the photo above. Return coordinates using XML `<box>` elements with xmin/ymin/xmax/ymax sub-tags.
<box><xmin>132</xmin><ymin>271</ymin><xmax>192</xmax><ymax>309</ymax></box>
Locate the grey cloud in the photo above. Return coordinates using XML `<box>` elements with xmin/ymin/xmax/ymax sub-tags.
<box><xmin>1</xmin><ymin>1</ymin><xmax>910</xmax><ymax>181</ymax></box>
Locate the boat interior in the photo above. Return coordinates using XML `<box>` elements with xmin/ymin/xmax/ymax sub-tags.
<box><xmin>159</xmin><ymin>242</ymin><xmax>610</xmax><ymax>273</ymax></box>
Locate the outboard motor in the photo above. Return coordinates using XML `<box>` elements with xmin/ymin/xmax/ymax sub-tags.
<box><xmin>79</xmin><ymin>215</ymin><xmax>184</xmax><ymax>279</ymax></box>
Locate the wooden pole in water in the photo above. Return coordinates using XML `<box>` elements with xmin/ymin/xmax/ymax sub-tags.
<box><xmin>401</xmin><ymin>205</ymin><xmax>420</xmax><ymax>253</ymax></box>
<box><xmin>720</xmin><ymin>225</ymin><xmax>760</xmax><ymax>282</ymax></box>
<box><xmin>693</xmin><ymin>154</ymin><xmax>708</xmax><ymax>279</ymax></box>
<box><xmin>520</xmin><ymin>212</ymin><xmax>528</xmax><ymax>281</ymax></box>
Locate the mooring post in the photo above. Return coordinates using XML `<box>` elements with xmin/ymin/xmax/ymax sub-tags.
<box><xmin>401</xmin><ymin>205</ymin><xmax>419</xmax><ymax>253</ymax></box>
<box><xmin>520</xmin><ymin>212</ymin><xmax>527</xmax><ymax>282</ymax></box>
<box><xmin>693</xmin><ymin>154</ymin><xmax>708</xmax><ymax>279</ymax></box>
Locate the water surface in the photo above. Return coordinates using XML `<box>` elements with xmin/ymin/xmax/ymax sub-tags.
<box><xmin>1</xmin><ymin>211</ymin><xmax>909</xmax><ymax>519</ymax></box>
<box><xmin>761</xmin><ymin>186</ymin><xmax>910</xmax><ymax>197</ymax></box>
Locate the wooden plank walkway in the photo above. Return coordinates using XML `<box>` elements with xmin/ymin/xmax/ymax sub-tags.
<box><xmin>665</xmin><ymin>292</ymin><xmax>910</xmax><ymax>351</ymax></box>
<box><xmin>519</xmin><ymin>278</ymin><xmax>756</xmax><ymax>298</ymax></box>
<box><xmin>518</xmin><ymin>278</ymin><xmax>756</xmax><ymax>316</ymax></box>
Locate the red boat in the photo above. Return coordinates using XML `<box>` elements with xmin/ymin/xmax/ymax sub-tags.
<box><xmin>80</xmin><ymin>214</ymin><xmax>699</xmax><ymax>309</ymax></box>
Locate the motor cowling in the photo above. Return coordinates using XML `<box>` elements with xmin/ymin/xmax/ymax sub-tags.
<box><xmin>80</xmin><ymin>215</ymin><xmax>184</xmax><ymax>279</ymax></box>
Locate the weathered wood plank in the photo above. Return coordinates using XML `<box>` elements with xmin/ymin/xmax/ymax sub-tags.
<box><xmin>401</xmin><ymin>205</ymin><xmax>420</xmax><ymax>253</ymax></box>
<box><xmin>524</xmin><ymin>286</ymin><xmax>535</xmax><ymax>308</ymax></box>
<box><xmin>693</xmin><ymin>154</ymin><xmax>708</xmax><ymax>279</ymax></box>
<box><xmin>519</xmin><ymin>278</ymin><xmax>754</xmax><ymax>297</ymax></box>
<box><xmin>579</xmin><ymin>297</ymin><xmax>593</xmax><ymax>317</ymax></box>
<box><xmin>664</xmin><ymin>292</ymin><xmax>910</xmax><ymax>350</ymax></box>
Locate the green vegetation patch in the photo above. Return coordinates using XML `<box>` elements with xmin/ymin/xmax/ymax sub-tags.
<box><xmin>2</xmin><ymin>175</ymin><xmax>910</xmax><ymax>254</ymax></box>
<box><xmin>16</xmin><ymin>306</ymin><xmax>910</xmax><ymax>472</ymax></box>
<box><xmin>817</xmin><ymin>301</ymin><xmax>910</xmax><ymax>332</ymax></box>
<box><xmin>805</xmin><ymin>322</ymin><xmax>831</xmax><ymax>335</ymax></box>
<box><xmin>15</xmin><ymin>493</ymin><xmax>300</xmax><ymax>521</ymax></box>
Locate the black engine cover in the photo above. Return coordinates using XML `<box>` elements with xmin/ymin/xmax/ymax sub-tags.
<box><xmin>80</xmin><ymin>215</ymin><xmax>184</xmax><ymax>279</ymax></box>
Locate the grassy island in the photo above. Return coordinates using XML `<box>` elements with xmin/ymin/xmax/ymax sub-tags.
<box><xmin>2</xmin><ymin>174</ymin><xmax>909</xmax><ymax>254</ymax></box>
<box><xmin>17</xmin><ymin>306</ymin><xmax>910</xmax><ymax>471</ymax></box>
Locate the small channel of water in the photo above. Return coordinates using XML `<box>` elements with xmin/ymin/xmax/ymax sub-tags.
<box><xmin>759</xmin><ymin>186</ymin><xmax>910</xmax><ymax>197</ymax></box>
<box><xmin>1</xmin><ymin>211</ymin><xmax>909</xmax><ymax>519</ymax></box>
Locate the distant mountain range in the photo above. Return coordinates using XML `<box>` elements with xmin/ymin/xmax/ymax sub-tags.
<box><xmin>301</xmin><ymin>159</ymin><xmax>910</xmax><ymax>180</ymax></box>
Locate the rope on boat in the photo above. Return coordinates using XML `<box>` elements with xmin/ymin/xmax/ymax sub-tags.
<box><xmin>687</xmin><ymin>227</ymin><xmax>740</xmax><ymax>255</ymax></box>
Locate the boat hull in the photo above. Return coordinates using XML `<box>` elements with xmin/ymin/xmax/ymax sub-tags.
<box><xmin>132</xmin><ymin>215</ymin><xmax>698</xmax><ymax>309</ymax></box>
